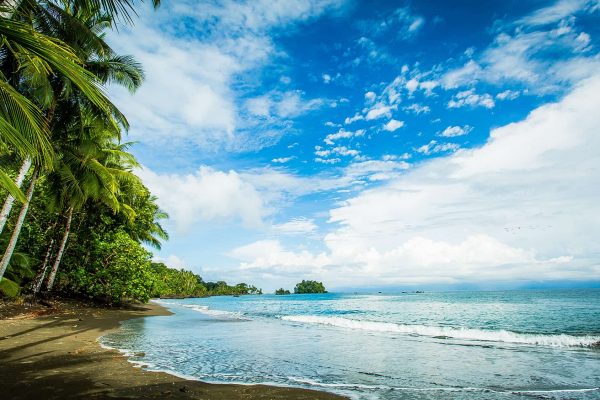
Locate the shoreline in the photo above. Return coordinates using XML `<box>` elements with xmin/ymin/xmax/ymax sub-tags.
<box><xmin>0</xmin><ymin>300</ymin><xmax>345</xmax><ymax>400</ymax></box>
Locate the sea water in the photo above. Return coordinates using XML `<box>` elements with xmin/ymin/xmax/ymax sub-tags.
<box><xmin>101</xmin><ymin>290</ymin><xmax>600</xmax><ymax>399</ymax></box>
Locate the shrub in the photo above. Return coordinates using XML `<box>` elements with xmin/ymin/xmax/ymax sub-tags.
<box><xmin>66</xmin><ymin>230</ymin><xmax>155</xmax><ymax>304</ymax></box>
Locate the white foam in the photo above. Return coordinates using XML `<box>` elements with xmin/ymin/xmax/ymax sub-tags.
<box><xmin>513</xmin><ymin>388</ymin><xmax>600</xmax><ymax>394</ymax></box>
<box><xmin>281</xmin><ymin>315</ymin><xmax>600</xmax><ymax>348</ymax></box>
<box><xmin>180</xmin><ymin>304</ymin><xmax>245</xmax><ymax>319</ymax></box>
<box><xmin>288</xmin><ymin>377</ymin><xmax>600</xmax><ymax>396</ymax></box>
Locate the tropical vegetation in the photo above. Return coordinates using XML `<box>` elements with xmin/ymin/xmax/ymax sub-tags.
<box><xmin>150</xmin><ymin>262</ymin><xmax>262</xmax><ymax>299</ymax></box>
<box><xmin>294</xmin><ymin>280</ymin><xmax>327</xmax><ymax>294</ymax></box>
<box><xmin>0</xmin><ymin>0</ymin><xmax>260</xmax><ymax>304</ymax></box>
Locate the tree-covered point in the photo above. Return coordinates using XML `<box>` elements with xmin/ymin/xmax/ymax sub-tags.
<box><xmin>275</xmin><ymin>288</ymin><xmax>290</xmax><ymax>295</ymax></box>
<box><xmin>294</xmin><ymin>280</ymin><xmax>327</xmax><ymax>294</ymax></box>
<box><xmin>150</xmin><ymin>262</ymin><xmax>262</xmax><ymax>299</ymax></box>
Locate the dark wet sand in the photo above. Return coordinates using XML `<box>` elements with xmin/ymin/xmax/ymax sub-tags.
<box><xmin>0</xmin><ymin>301</ymin><xmax>345</xmax><ymax>399</ymax></box>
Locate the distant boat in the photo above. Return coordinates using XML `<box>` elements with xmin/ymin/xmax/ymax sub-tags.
<box><xmin>233</xmin><ymin>295</ymin><xmax>240</xmax><ymax>297</ymax></box>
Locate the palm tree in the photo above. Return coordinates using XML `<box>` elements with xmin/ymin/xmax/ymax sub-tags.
<box><xmin>42</xmin><ymin>116</ymin><xmax>141</xmax><ymax>291</ymax></box>
<box><xmin>0</xmin><ymin>0</ymin><xmax>131</xmax><ymax>234</ymax></box>
<box><xmin>0</xmin><ymin>156</ymin><xmax>30</xmax><ymax>233</ymax></box>
<box><xmin>0</xmin><ymin>165</ymin><xmax>36</xmax><ymax>280</ymax></box>
<box><xmin>0</xmin><ymin>0</ymin><xmax>145</xmax><ymax>282</ymax></box>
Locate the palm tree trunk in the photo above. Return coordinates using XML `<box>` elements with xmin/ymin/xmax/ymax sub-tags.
<box><xmin>45</xmin><ymin>207</ymin><xmax>73</xmax><ymax>292</ymax></box>
<box><xmin>0</xmin><ymin>167</ymin><xmax>38</xmax><ymax>281</ymax></box>
<box><xmin>0</xmin><ymin>157</ymin><xmax>32</xmax><ymax>235</ymax></box>
<box><xmin>31</xmin><ymin>237</ymin><xmax>56</xmax><ymax>294</ymax></box>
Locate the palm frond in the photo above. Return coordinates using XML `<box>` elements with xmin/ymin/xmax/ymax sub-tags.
<box><xmin>0</xmin><ymin>17</ymin><xmax>119</xmax><ymax>123</ymax></box>
<box><xmin>0</xmin><ymin>167</ymin><xmax>26</xmax><ymax>202</ymax></box>
<box><xmin>0</xmin><ymin>75</ymin><xmax>52</xmax><ymax>166</ymax></box>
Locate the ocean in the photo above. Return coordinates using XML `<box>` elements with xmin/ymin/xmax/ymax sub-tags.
<box><xmin>101</xmin><ymin>290</ymin><xmax>600</xmax><ymax>399</ymax></box>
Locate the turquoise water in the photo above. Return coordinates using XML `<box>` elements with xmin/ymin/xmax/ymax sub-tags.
<box><xmin>102</xmin><ymin>290</ymin><xmax>600</xmax><ymax>399</ymax></box>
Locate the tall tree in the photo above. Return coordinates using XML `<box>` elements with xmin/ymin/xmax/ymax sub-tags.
<box><xmin>43</xmin><ymin>117</ymin><xmax>136</xmax><ymax>290</ymax></box>
<box><xmin>0</xmin><ymin>0</ymin><xmax>146</xmax><ymax>281</ymax></box>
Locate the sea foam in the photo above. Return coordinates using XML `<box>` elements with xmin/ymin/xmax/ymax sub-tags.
<box><xmin>181</xmin><ymin>304</ymin><xmax>245</xmax><ymax>319</ymax></box>
<box><xmin>281</xmin><ymin>315</ymin><xmax>600</xmax><ymax>348</ymax></box>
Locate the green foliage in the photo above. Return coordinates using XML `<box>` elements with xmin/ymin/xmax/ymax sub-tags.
<box><xmin>294</xmin><ymin>280</ymin><xmax>327</xmax><ymax>294</ymax></box>
<box><xmin>64</xmin><ymin>230</ymin><xmax>154</xmax><ymax>304</ymax></box>
<box><xmin>201</xmin><ymin>279</ymin><xmax>262</xmax><ymax>296</ymax></box>
<box><xmin>149</xmin><ymin>262</ymin><xmax>207</xmax><ymax>298</ymax></box>
<box><xmin>149</xmin><ymin>263</ymin><xmax>262</xmax><ymax>298</ymax></box>
<box><xmin>275</xmin><ymin>288</ymin><xmax>290</xmax><ymax>295</ymax></box>
<box><xmin>0</xmin><ymin>277</ymin><xmax>20</xmax><ymax>298</ymax></box>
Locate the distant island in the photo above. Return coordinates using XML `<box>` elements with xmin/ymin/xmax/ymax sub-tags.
<box><xmin>294</xmin><ymin>280</ymin><xmax>327</xmax><ymax>294</ymax></box>
<box><xmin>274</xmin><ymin>280</ymin><xmax>327</xmax><ymax>295</ymax></box>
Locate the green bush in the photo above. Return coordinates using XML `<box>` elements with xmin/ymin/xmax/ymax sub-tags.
<box><xmin>66</xmin><ymin>230</ymin><xmax>155</xmax><ymax>304</ymax></box>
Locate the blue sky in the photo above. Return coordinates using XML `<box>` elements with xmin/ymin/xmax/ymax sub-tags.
<box><xmin>108</xmin><ymin>0</ymin><xmax>600</xmax><ymax>291</ymax></box>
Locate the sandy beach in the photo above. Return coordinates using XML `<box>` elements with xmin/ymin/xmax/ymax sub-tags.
<box><xmin>0</xmin><ymin>300</ymin><xmax>345</xmax><ymax>400</ymax></box>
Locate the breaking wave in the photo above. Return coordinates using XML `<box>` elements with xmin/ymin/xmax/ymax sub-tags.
<box><xmin>281</xmin><ymin>315</ymin><xmax>600</xmax><ymax>348</ymax></box>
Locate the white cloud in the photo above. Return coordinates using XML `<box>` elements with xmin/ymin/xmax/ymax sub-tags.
<box><xmin>232</xmin><ymin>73</ymin><xmax>600</xmax><ymax>287</ymax></box>
<box><xmin>365</xmin><ymin>104</ymin><xmax>395</xmax><ymax>120</ymax></box>
<box><xmin>419</xmin><ymin>80</ymin><xmax>439</xmax><ymax>95</ymax></box>
<box><xmin>417</xmin><ymin>140</ymin><xmax>460</xmax><ymax>155</ymax></box>
<box><xmin>324</xmin><ymin>128</ymin><xmax>365</xmax><ymax>145</ymax></box>
<box><xmin>108</xmin><ymin>0</ymin><xmax>345</xmax><ymax>152</ymax></box>
<box><xmin>322</xmin><ymin>73</ymin><xmax>332</xmax><ymax>83</ymax></box>
<box><xmin>374</xmin><ymin>7</ymin><xmax>425</xmax><ymax>39</ymax></box>
<box><xmin>496</xmin><ymin>90</ymin><xmax>521</xmax><ymax>100</ymax></box>
<box><xmin>383</xmin><ymin>119</ymin><xmax>405</xmax><ymax>132</ymax></box>
<box><xmin>110</xmin><ymin>26</ymin><xmax>242</xmax><ymax>147</ymax></box>
<box><xmin>441</xmin><ymin>60</ymin><xmax>482</xmax><ymax>89</ymax></box>
<box><xmin>246</xmin><ymin>96</ymin><xmax>271</xmax><ymax>117</ymax></box>
<box><xmin>517</xmin><ymin>0</ymin><xmax>587</xmax><ymax>26</ymax></box>
<box><xmin>364</xmin><ymin>91</ymin><xmax>376</xmax><ymax>101</ymax></box>
<box><xmin>439</xmin><ymin>125</ymin><xmax>473</xmax><ymax>137</ymax></box>
<box><xmin>438</xmin><ymin>1</ymin><xmax>600</xmax><ymax>95</ymax></box>
<box><xmin>272</xmin><ymin>218</ymin><xmax>318</xmax><ymax>235</ymax></box>
<box><xmin>360</xmin><ymin>73</ymin><xmax>439</xmax><ymax>122</ymax></box>
<box><xmin>404</xmin><ymin>103</ymin><xmax>431</xmax><ymax>114</ymax></box>
<box><xmin>405</xmin><ymin>78</ymin><xmax>419</xmax><ymax>94</ymax></box>
<box><xmin>343</xmin><ymin>159</ymin><xmax>410</xmax><ymax>181</ymax></box>
<box><xmin>575</xmin><ymin>31</ymin><xmax>591</xmax><ymax>51</ymax></box>
<box><xmin>273</xmin><ymin>91</ymin><xmax>326</xmax><ymax>118</ymax></box>
<box><xmin>230</xmin><ymin>240</ymin><xmax>331</xmax><ymax>272</ymax></box>
<box><xmin>138</xmin><ymin>166</ymin><xmax>269</xmax><ymax>232</ymax></box>
<box><xmin>440</xmin><ymin>5</ymin><xmax>600</xmax><ymax>94</ymax></box>
<box><xmin>182</xmin><ymin>0</ymin><xmax>347</xmax><ymax>33</ymax></box>
<box><xmin>315</xmin><ymin>157</ymin><xmax>341</xmax><ymax>164</ymax></box>
<box><xmin>332</xmin><ymin>146</ymin><xmax>360</xmax><ymax>157</ymax></box>
<box><xmin>448</xmin><ymin>89</ymin><xmax>495</xmax><ymax>109</ymax></box>
<box><xmin>272</xmin><ymin>156</ymin><xmax>295</xmax><ymax>163</ymax></box>
<box><xmin>344</xmin><ymin>113</ymin><xmax>365</xmax><ymax>124</ymax></box>
<box><xmin>314</xmin><ymin>147</ymin><xmax>331</xmax><ymax>157</ymax></box>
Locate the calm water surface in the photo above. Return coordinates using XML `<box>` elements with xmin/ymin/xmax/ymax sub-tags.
<box><xmin>101</xmin><ymin>290</ymin><xmax>600</xmax><ymax>399</ymax></box>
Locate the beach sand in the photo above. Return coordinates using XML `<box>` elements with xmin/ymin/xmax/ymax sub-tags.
<box><xmin>0</xmin><ymin>300</ymin><xmax>345</xmax><ymax>399</ymax></box>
